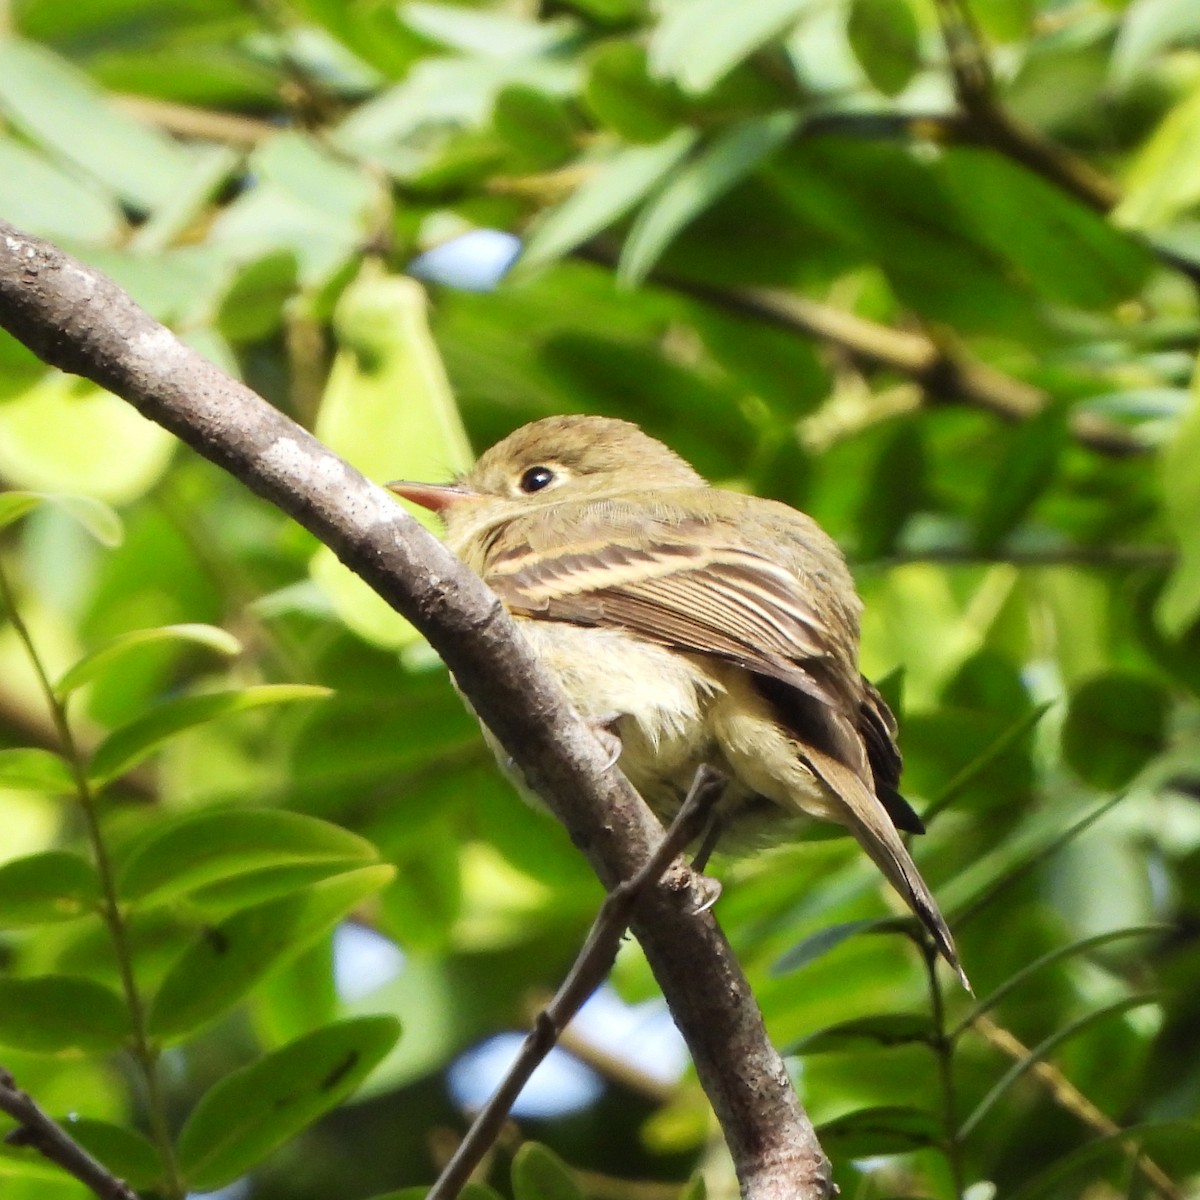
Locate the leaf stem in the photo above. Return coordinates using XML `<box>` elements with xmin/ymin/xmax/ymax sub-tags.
<box><xmin>923</xmin><ymin>942</ymin><xmax>965</xmax><ymax>1200</ymax></box>
<box><xmin>0</xmin><ymin>560</ymin><xmax>186</xmax><ymax>1200</ymax></box>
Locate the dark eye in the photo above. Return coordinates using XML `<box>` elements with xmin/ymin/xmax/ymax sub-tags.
<box><xmin>519</xmin><ymin>466</ymin><xmax>556</xmax><ymax>493</ymax></box>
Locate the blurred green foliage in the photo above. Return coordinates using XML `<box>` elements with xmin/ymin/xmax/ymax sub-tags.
<box><xmin>1</xmin><ymin>0</ymin><xmax>1199</xmax><ymax>1198</ymax></box>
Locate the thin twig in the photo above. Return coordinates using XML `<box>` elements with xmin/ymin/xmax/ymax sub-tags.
<box><xmin>0</xmin><ymin>563</ymin><xmax>185</xmax><ymax>1198</ymax></box>
<box><xmin>932</xmin><ymin>0</ymin><xmax>1120</xmax><ymax>214</ymax></box>
<box><xmin>429</xmin><ymin>767</ymin><xmax>727</xmax><ymax>1200</ymax></box>
<box><xmin>670</xmin><ymin>278</ymin><xmax>1150</xmax><ymax>458</ymax></box>
<box><xmin>971</xmin><ymin>1015</ymin><xmax>1182</xmax><ymax>1200</ymax></box>
<box><xmin>0</xmin><ymin>1066</ymin><xmax>139</xmax><ymax>1200</ymax></box>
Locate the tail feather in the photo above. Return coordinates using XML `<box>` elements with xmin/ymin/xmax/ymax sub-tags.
<box><xmin>800</xmin><ymin>747</ymin><xmax>969</xmax><ymax>991</ymax></box>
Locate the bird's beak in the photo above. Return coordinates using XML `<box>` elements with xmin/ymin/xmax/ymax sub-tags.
<box><xmin>386</xmin><ymin>480</ymin><xmax>478</xmax><ymax>513</ymax></box>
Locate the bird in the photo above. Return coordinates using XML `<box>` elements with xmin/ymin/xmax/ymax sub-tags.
<box><xmin>388</xmin><ymin>414</ymin><xmax>965</xmax><ymax>984</ymax></box>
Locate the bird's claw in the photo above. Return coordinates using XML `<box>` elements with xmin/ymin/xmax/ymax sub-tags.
<box><xmin>589</xmin><ymin>711</ymin><xmax>624</xmax><ymax>770</ymax></box>
<box><xmin>688</xmin><ymin>874</ymin><xmax>722</xmax><ymax>915</ymax></box>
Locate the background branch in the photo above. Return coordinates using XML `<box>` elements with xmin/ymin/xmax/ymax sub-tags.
<box><xmin>0</xmin><ymin>220</ymin><xmax>830</xmax><ymax>1200</ymax></box>
<box><xmin>0</xmin><ymin>1066</ymin><xmax>138</xmax><ymax>1200</ymax></box>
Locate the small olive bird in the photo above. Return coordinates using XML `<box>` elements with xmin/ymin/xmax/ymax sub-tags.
<box><xmin>390</xmin><ymin>415</ymin><xmax>964</xmax><ymax>983</ymax></box>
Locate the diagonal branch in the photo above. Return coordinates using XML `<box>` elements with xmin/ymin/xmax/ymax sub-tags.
<box><xmin>0</xmin><ymin>219</ymin><xmax>830</xmax><ymax>1200</ymax></box>
<box><xmin>0</xmin><ymin>1066</ymin><xmax>138</xmax><ymax>1200</ymax></box>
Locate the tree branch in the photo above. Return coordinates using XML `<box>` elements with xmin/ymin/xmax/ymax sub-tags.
<box><xmin>0</xmin><ymin>220</ymin><xmax>831</xmax><ymax>1200</ymax></box>
<box><xmin>0</xmin><ymin>1066</ymin><xmax>138</xmax><ymax>1200</ymax></box>
<box><xmin>649</xmin><ymin>273</ymin><xmax>1148</xmax><ymax>458</ymax></box>
<box><xmin>431</xmin><ymin>767</ymin><xmax>726</xmax><ymax>1200</ymax></box>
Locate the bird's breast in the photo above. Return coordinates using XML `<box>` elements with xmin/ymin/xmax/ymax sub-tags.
<box><xmin>512</xmin><ymin>618</ymin><xmax>721</xmax><ymax>807</ymax></box>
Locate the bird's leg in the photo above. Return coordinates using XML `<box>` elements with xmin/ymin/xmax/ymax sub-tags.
<box><xmin>684</xmin><ymin>777</ymin><xmax>729</xmax><ymax>914</ymax></box>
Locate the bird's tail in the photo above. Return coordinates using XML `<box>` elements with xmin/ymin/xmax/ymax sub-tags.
<box><xmin>801</xmin><ymin>748</ymin><xmax>969</xmax><ymax>991</ymax></box>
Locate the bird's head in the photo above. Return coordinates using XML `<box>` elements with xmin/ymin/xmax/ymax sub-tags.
<box><xmin>387</xmin><ymin>415</ymin><xmax>703</xmax><ymax>545</ymax></box>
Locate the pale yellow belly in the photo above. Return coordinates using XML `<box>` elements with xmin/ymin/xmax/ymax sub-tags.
<box><xmin>510</xmin><ymin>618</ymin><xmax>830</xmax><ymax>845</ymax></box>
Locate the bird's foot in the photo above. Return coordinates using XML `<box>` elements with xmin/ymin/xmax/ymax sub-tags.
<box><xmin>688</xmin><ymin>873</ymin><xmax>722</xmax><ymax>915</ymax></box>
<box><xmin>588</xmin><ymin>711</ymin><xmax>624</xmax><ymax>770</ymax></box>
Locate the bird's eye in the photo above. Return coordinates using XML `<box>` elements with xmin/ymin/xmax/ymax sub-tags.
<box><xmin>519</xmin><ymin>466</ymin><xmax>556</xmax><ymax>494</ymax></box>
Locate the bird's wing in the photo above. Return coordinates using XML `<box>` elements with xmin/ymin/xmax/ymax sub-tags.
<box><xmin>483</xmin><ymin>507</ymin><xmax>857</xmax><ymax>713</ymax></box>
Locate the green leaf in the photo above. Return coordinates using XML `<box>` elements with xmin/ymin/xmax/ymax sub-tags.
<box><xmin>0</xmin><ymin>749</ymin><xmax>74</xmax><ymax>795</ymax></box>
<box><xmin>88</xmin><ymin>684</ymin><xmax>332</xmax><ymax>788</ymax></box>
<box><xmin>1111</xmin><ymin>0</ymin><xmax>1200</xmax><ymax>88</ymax></box>
<box><xmin>0</xmin><ymin>851</ymin><xmax>100</xmax><ymax>928</ymax></box>
<box><xmin>787</xmin><ymin>1012</ymin><xmax>935</xmax><ymax>1055</ymax></box>
<box><xmin>856</xmin><ymin>421</ymin><xmax>926</xmax><ymax>559</ymax></box>
<box><xmin>944</xmin><ymin>149</ymin><xmax>1153</xmax><ymax>308</ymax></box>
<box><xmin>0</xmin><ymin>136</ymin><xmax>121</xmax><ymax>244</ymax></box>
<box><xmin>1062</xmin><ymin>672</ymin><xmax>1169</xmax><ymax>790</ymax></box>
<box><xmin>118</xmin><ymin>808</ymin><xmax>379</xmax><ymax>907</ymax></box>
<box><xmin>362</xmin><ymin>1188</ymin><xmax>503</xmax><ymax>1200</ymax></box>
<box><xmin>0</xmin><ymin>491</ymin><xmax>122</xmax><ymax>544</ymax></box>
<box><xmin>1158</xmin><ymin>386</ymin><xmax>1200</xmax><ymax>636</ymax></box>
<box><xmin>619</xmin><ymin>112</ymin><xmax>799</xmax><ymax>286</ymax></box>
<box><xmin>55</xmin><ymin>623</ymin><xmax>241</xmax><ymax>699</ymax></box>
<box><xmin>0</xmin><ymin>375</ymin><xmax>175</xmax><ymax>507</ymax></box>
<box><xmin>582</xmin><ymin>41</ymin><xmax>687</xmax><ymax>143</ymax></box>
<box><xmin>493</xmin><ymin>85</ymin><xmax>576</xmax><ymax>168</ymax></box>
<box><xmin>511</xmin><ymin>1142</ymin><xmax>585</xmax><ymax>1200</ymax></box>
<box><xmin>947</xmin><ymin>794</ymin><xmax>1127</xmax><ymax>930</ymax></box>
<box><xmin>147</xmin><ymin>865</ymin><xmax>395</xmax><ymax>1041</ymax></box>
<box><xmin>847</xmin><ymin>0</ymin><xmax>922</xmax><ymax>96</ymax></box>
<box><xmin>815</xmin><ymin>1105</ymin><xmax>940</xmax><ymax>1156</ymax></box>
<box><xmin>216</xmin><ymin>251</ymin><xmax>300</xmax><ymax>344</ymax></box>
<box><xmin>648</xmin><ymin>0</ymin><xmax>819</xmax><ymax>93</ymax></box>
<box><xmin>60</xmin><ymin>1120</ymin><xmax>162</xmax><ymax>1191</ymax></box>
<box><xmin>1005</xmin><ymin>1120</ymin><xmax>1199</xmax><ymax>1200</ymax></box>
<box><xmin>0</xmin><ymin>491</ymin><xmax>45</xmax><ymax>530</ymax></box>
<box><xmin>973</xmin><ymin>408</ymin><xmax>1067</xmax><ymax>552</ymax></box>
<box><xmin>922</xmin><ymin>704</ymin><xmax>1050</xmax><ymax>822</ymax></box>
<box><xmin>313</xmin><ymin>269</ymin><xmax>473</xmax><ymax>649</ymax></box>
<box><xmin>519</xmin><ymin>130</ymin><xmax>700</xmax><ymax>273</ymax></box>
<box><xmin>1118</xmin><ymin>82</ymin><xmax>1200</xmax><ymax>229</ymax></box>
<box><xmin>0</xmin><ymin>976</ymin><xmax>129</xmax><ymax>1054</ymax></box>
<box><xmin>178</xmin><ymin>1016</ymin><xmax>401</xmax><ymax>1192</ymax></box>
<box><xmin>959</xmin><ymin>994</ymin><xmax>1161</xmax><ymax>1138</ymax></box>
<box><xmin>952</xmin><ymin>925</ymin><xmax>1166</xmax><ymax>1038</ymax></box>
<box><xmin>0</xmin><ymin>40</ymin><xmax>195</xmax><ymax>212</ymax></box>
<box><xmin>772</xmin><ymin>916</ymin><xmax>913</xmax><ymax>975</ymax></box>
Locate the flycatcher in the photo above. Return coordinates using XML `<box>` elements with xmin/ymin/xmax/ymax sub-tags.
<box><xmin>390</xmin><ymin>415</ymin><xmax>964</xmax><ymax>982</ymax></box>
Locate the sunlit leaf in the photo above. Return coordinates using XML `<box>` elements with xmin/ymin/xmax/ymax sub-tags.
<box><xmin>0</xmin><ymin>851</ymin><xmax>100</xmax><ymax>928</ymax></box>
<box><xmin>89</xmin><ymin>684</ymin><xmax>332</xmax><ymax>788</ymax></box>
<box><xmin>55</xmin><ymin>623</ymin><xmax>241</xmax><ymax>698</ymax></box>
<box><xmin>519</xmin><ymin>130</ymin><xmax>699</xmax><ymax>272</ymax></box>
<box><xmin>313</xmin><ymin>268</ymin><xmax>473</xmax><ymax>649</ymax></box>
<box><xmin>178</xmin><ymin>1016</ymin><xmax>401</xmax><ymax>1191</ymax></box>
<box><xmin>511</xmin><ymin>1142</ymin><xmax>585</xmax><ymax>1200</ymax></box>
<box><xmin>619</xmin><ymin>112</ymin><xmax>799</xmax><ymax>286</ymax></box>
<box><xmin>847</xmin><ymin>0</ymin><xmax>922</xmax><ymax>96</ymax></box>
<box><xmin>0</xmin><ymin>491</ymin><xmax>122</xmax><ymax>544</ymax></box>
<box><xmin>648</xmin><ymin>0</ymin><xmax>819</xmax><ymax>93</ymax></box>
<box><xmin>0</xmin><ymin>749</ymin><xmax>74</xmax><ymax>795</ymax></box>
<box><xmin>118</xmin><ymin>808</ymin><xmax>379</xmax><ymax>907</ymax></box>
